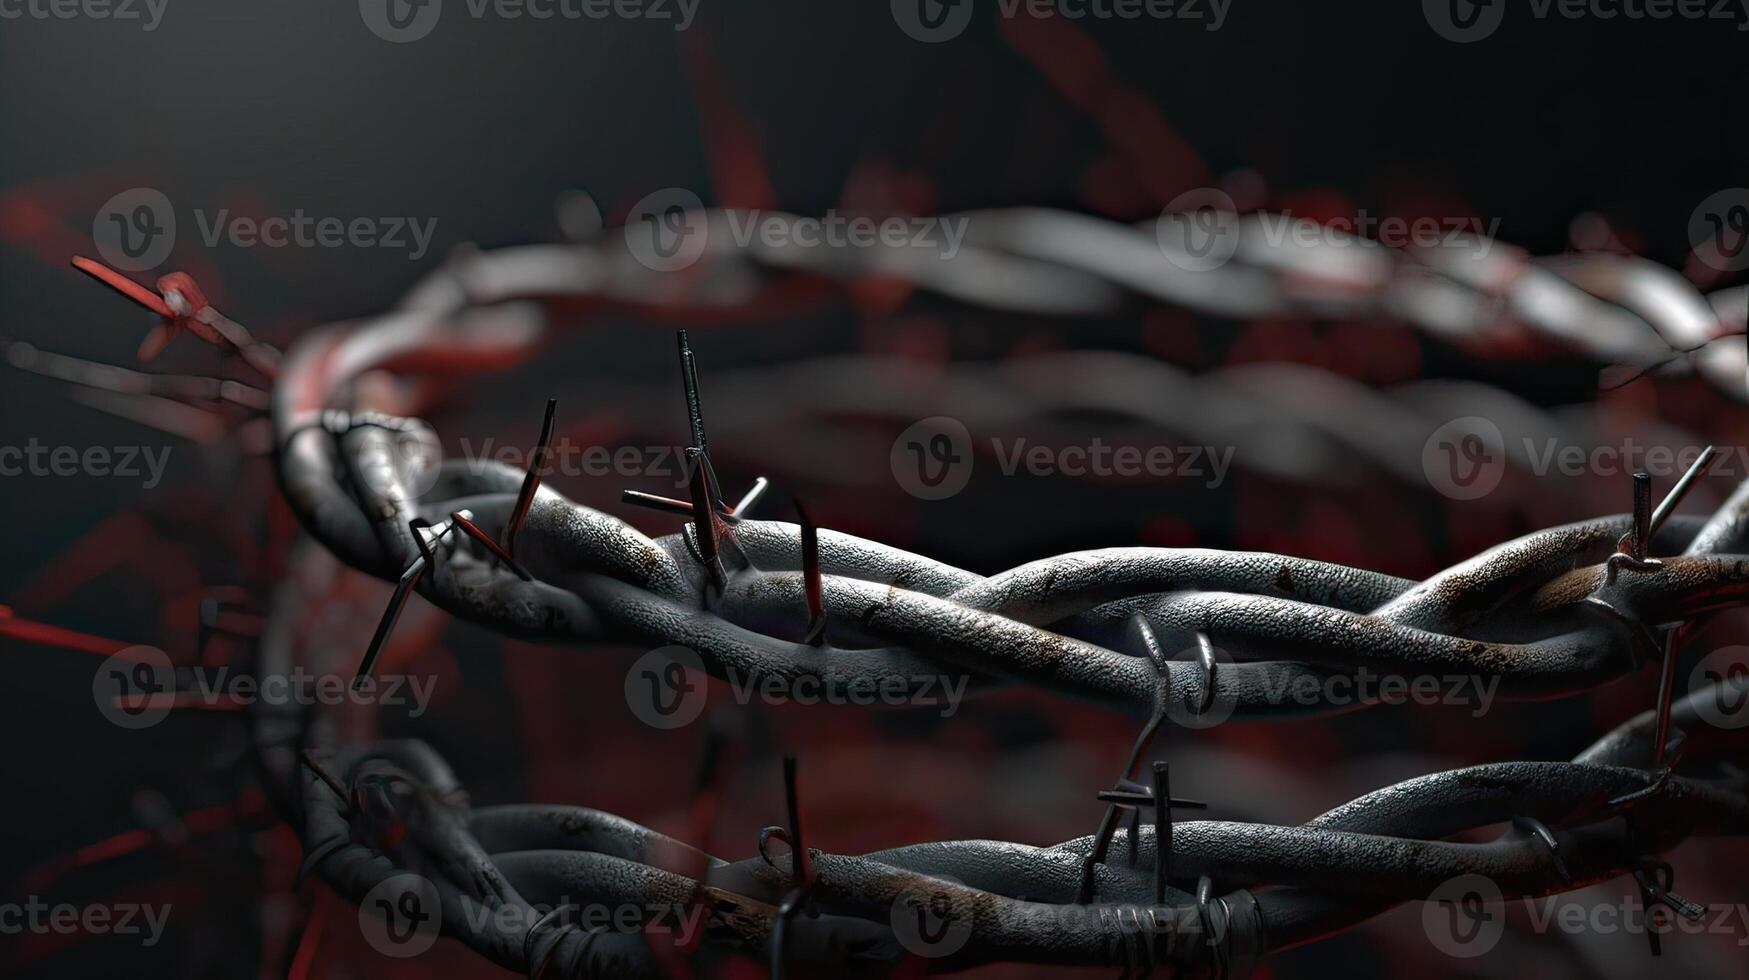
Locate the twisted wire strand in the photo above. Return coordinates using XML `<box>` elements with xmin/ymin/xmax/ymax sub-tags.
<box><xmin>35</xmin><ymin>205</ymin><xmax>1749</xmax><ymax>974</ymax></box>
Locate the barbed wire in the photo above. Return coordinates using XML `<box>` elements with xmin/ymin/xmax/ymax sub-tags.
<box><xmin>29</xmin><ymin>203</ymin><xmax>1749</xmax><ymax>976</ymax></box>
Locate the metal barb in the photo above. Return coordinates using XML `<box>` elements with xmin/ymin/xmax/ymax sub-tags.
<box><xmin>1630</xmin><ymin>470</ymin><xmax>1652</xmax><ymax>561</ymax></box>
<box><xmin>1195</xmin><ymin>632</ymin><xmax>1218</xmax><ymax>715</ymax></box>
<box><xmin>1076</xmin><ymin>805</ymin><xmax>1125</xmax><ymax>903</ymax></box>
<box><xmin>796</xmin><ymin>497</ymin><xmax>824</xmax><ymax>644</ymax></box>
<box><xmin>452</xmin><ymin>511</ymin><xmax>534</xmax><ymax>581</ymax></box>
<box><xmin>1095</xmin><ymin>788</ymin><xmax>1207</xmax><ymax>810</ymax></box>
<box><xmin>677</xmin><ymin>331</ymin><xmax>707</xmax><ymax>454</ymax></box>
<box><xmin>299</xmin><ymin>751</ymin><xmax>351</xmax><ymax>810</ymax></box>
<box><xmin>355</xmin><ymin>557</ymin><xmax>427</xmax><ymax>687</ymax></box>
<box><xmin>1512</xmin><ymin>816</ymin><xmax>1571</xmax><ymax>883</ymax></box>
<box><xmin>782</xmin><ymin>754</ymin><xmax>812</xmax><ymax>886</ymax></box>
<box><xmin>734</xmin><ymin>476</ymin><xmax>769</xmax><ymax>518</ymax></box>
<box><xmin>1119</xmin><ymin>616</ymin><xmax>1171</xmax><ymax>779</ymax></box>
<box><xmin>621</xmin><ymin>489</ymin><xmax>695</xmax><ymax>516</ymax></box>
<box><xmin>501</xmin><ymin>398</ymin><xmax>558</xmax><ymax>559</ymax></box>
<box><xmin>1652</xmin><ymin>625</ymin><xmax>1686</xmax><ymax>769</ymax></box>
<box><xmin>686</xmin><ymin>451</ymin><xmax>726</xmax><ymax>586</ymax></box>
<box><xmin>1154</xmin><ymin>762</ymin><xmax>1170</xmax><ymax>903</ymax></box>
<box><xmin>1649</xmin><ymin>446</ymin><xmax>1718</xmax><ymax>538</ymax></box>
<box><xmin>71</xmin><ymin>255</ymin><xmax>173</xmax><ymax>318</ymax></box>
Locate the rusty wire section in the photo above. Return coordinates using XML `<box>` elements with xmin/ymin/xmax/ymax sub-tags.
<box><xmin>29</xmin><ymin>207</ymin><xmax>1749</xmax><ymax>976</ymax></box>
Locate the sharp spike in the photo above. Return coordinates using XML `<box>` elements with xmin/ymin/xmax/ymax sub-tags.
<box><xmin>355</xmin><ymin>557</ymin><xmax>427</xmax><ymax>687</ymax></box>
<box><xmin>1154</xmin><ymin>762</ymin><xmax>1170</xmax><ymax>903</ymax></box>
<box><xmin>299</xmin><ymin>751</ymin><xmax>351</xmax><ymax>809</ymax></box>
<box><xmin>1076</xmin><ymin>805</ymin><xmax>1124</xmax><ymax>904</ymax></box>
<box><xmin>733</xmin><ymin>476</ymin><xmax>769</xmax><ymax>518</ymax></box>
<box><xmin>71</xmin><ymin>255</ymin><xmax>174</xmax><ymax>318</ymax></box>
<box><xmin>1630</xmin><ymin>470</ymin><xmax>1652</xmax><ymax>561</ymax></box>
<box><xmin>795</xmin><ymin>497</ymin><xmax>824</xmax><ymax>644</ymax></box>
<box><xmin>782</xmin><ymin>754</ymin><xmax>812</xmax><ymax>886</ymax></box>
<box><xmin>1650</xmin><ymin>446</ymin><xmax>1718</xmax><ymax>538</ymax></box>
<box><xmin>501</xmin><ymin>398</ymin><xmax>558</xmax><ymax>559</ymax></box>
<box><xmin>686</xmin><ymin>451</ymin><xmax>726</xmax><ymax>585</ymax></box>
<box><xmin>1652</xmin><ymin>625</ymin><xmax>1687</xmax><ymax>769</ymax></box>
<box><xmin>677</xmin><ymin>331</ymin><xmax>707</xmax><ymax>454</ymax></box>
<box><xmin>451</xmin><ymin>511</ymin><xmax>533</xmax><ymax>581</ymax></box>
<box><xmin>621</xmin><ymin>489</ymin><xmax>695</xmax><ymax>516</ymax></box>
